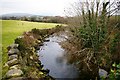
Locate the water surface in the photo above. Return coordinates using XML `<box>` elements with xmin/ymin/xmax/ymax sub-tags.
<box><xmin>38</xmin><ymin>35</ymin><xmax>80</xmax><ymax>78</ymax></box>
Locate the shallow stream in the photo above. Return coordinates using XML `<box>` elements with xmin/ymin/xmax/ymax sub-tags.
<box><xmin>38</xmin><ymin>35</ymin><xmax>80</xmax><ymax>78</ymax></box>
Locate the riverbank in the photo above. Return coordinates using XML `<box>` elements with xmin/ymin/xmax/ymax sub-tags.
<box><xmin>2</xmin><ymin>24</ymin><xmax>119</xmax><ymax>79</ymax></box>
<box><xmin>59</xmin><ymin>25</ymin><xmax>120</xmax><ymax>79</ymax></box>
<box><xmin>2</xmin><ymin>25</ymin><xmax>65</xmax><ymax>79</ymax></box>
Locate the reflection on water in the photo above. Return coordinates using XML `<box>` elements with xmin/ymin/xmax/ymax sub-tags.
<box><xmin>38</xmin><ymin>35</ymin><xmax>80</xmax><ymax>78</ymax></box>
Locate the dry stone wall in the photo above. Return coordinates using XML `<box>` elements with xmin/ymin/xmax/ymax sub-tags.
<box><xmin>4</xmin><ymin>44</ymin><xmax>24</xmax><ymax>80</ymax></box>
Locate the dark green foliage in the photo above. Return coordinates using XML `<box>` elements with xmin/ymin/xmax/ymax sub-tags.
<box><xmin>79</xmin><ymin>27</ymin><xmax>92</xmax><ymax>48</ymax></box>
<box><xmin>15</xmin><ymin>38</ymin><xmax>26</xmax><ymax>51</ymax></box>
<box><xmin>68</xmin><ymin>1</ymin><xmax>120</xmax><ymax>79</ymax></box>
<box><xmin>110</xmin><ymin>33</ymin><xmax>120</xmax><ymax>54</ymax></box>
<box><xmin>109</xmin><ymin>63</ymin><xmax>120</xmax><ymax>80</ymax></box>
<box><xmin>31</xmin><ymin>28</ymin><xmax>48</xmax><ymax>37</ymax></box>
<box><xmin>78</xmin><ymin>2</ymin><xmax>110</xmax><ymax>54</ymax></box>
<box><xmin>31</xmin><ymin>28</ymin><xmax>41</xmax><ymax>35</ymax></box>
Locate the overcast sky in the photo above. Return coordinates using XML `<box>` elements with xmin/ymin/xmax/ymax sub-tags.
<box><xmin>0</xmin><ymin>0</ymin><xmax>77</xmax><ymax>16</ymax></box>
<box><xmin>0</xmin><ymin>0</ymin><xmax>117</xmax><ymax>16</ymax></box>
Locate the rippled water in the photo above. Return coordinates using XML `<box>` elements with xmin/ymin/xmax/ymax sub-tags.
<box><xmin>38</xmin><ymin>35</ymin><xmax>80</xmax><ymax>78</ymax></box>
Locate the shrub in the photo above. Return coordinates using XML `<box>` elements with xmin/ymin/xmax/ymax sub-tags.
<box><xmin>108</xmin><ymin>63</ymin><xmax>120</xmax><ymax>80</ymax></box>
<box><xmin>67</xmin><ymin>1</ymin><xmax>120</xmax><ymax>79</ymax></box>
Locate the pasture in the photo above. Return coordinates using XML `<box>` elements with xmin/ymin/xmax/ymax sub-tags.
<box><xmin>1</xmin><ymin>20</ymin><xmax>61</xmax><ymax>77</ymax></box>
<box><xmin>2</xmin><ymin>20</ymin><xmax>60</xmax><ymax>48</ymax></box>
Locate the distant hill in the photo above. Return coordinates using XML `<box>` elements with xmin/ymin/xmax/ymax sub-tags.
<box><xmin>1</xmin><ymin>13</ymin><xmax>39</xmax><ymax>17</ymax></box>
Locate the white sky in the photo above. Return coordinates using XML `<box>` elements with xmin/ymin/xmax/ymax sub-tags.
<box><xmin>0</xmin><ymin>0</ymin><xmax>77</xmax><ymax>16</ymax></box>
<box><xmin>0</xmin><ymin>0</ymin><xmax>117</xmax><ymax>16</ymax></box>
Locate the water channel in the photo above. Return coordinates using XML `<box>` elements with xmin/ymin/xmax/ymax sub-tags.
<box><xmin>38</xmin><ymin>35</ymin><xmax>80</xmax><ymax>79</ymax></box>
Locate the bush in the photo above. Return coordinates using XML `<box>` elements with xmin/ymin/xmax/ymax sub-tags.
<box><xmin>108</xmin><ymin>63</ymin><xmax>120</xmax><ymax>80</ymax></box>
<box><xmin>67</xmin><ymin>1</ymin><xmax>120</xmax><ymax>79</ymax></box>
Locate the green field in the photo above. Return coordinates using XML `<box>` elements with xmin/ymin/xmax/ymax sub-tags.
<box><xmin>2</xmin><ymin>20</ymin><xmax>60</xmax><ymax>48</ymax></box>
<box><xmin>1</xmin><ymin>20</ymin><xmax>61</xmax><ymax>78</ymax></box>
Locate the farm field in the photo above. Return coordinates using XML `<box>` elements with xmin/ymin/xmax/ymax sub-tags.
<box><xmin>1</xmin><ymin>20</ymin><xmax>62</xmax><ymax>77</ymax></box>
<box><xmin>2</xmin><ymin>20</ymin><xmax>61</xmax><ymax>48</ymax></box>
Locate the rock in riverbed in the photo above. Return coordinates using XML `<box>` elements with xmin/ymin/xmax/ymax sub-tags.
<box><xmin>44</xmin><ymin>39</ymin><xmax>50</xmax><ymax>42</ymax></box>
<box><xmin>99</xmin><ymin>68</ymin><xmax>108</xmax><ymax>78</ymax></box>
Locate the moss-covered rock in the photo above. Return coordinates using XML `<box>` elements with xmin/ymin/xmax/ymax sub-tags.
<box><xmin>10</xmin><ymin>65</ymin><xmax>21</xmax><ymax>69</ymax></box>
<box><xmin>8</xmin><ymin>77</ymin><xmax>24</xmax><ymax>80</ymax></box>
<box><xmin>5</xmin><ymin>69</ymin><xmax>23</xmax><ymax>78</ymax></box>
<box><xmin>7</xmin><ymin>44</ymin><xmax>19</xmax><ymax>51</ymax></box>
<box><xmin>8</xmin><ymin>49</ymin><xmax>19</xmax><ymax>56</ymax></box>
<box><xmin>8</xmin><ymin>55</ymin><xmax>18</xmax><ymax>61</ymax></box>
<box><xmin>7</xmin><ymin>59</ymin><xmax>18</xmax><ymax>67</ymax></box>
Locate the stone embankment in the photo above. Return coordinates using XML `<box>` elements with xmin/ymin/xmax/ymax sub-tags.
<box><xmin>3</xmin><ymin>43</ymin><xmax>52</xmax><ymax>80</ymax></box>
<box><xmin>5</xmin><ymin>44</ymin><xmax>23</xmax><ymax>79</ymax></box>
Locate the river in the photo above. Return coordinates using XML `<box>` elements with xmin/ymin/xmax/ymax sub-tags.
<box><xmin>38</xmin><ymin>35</ymin><xmax>80</xmax><ymax>79</ymax></box>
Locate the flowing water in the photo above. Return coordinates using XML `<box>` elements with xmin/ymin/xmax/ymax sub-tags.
<box><xmin>38</xmin><ymin>35</ymin><xmax>80</xmax><ymax>78</ymax></box>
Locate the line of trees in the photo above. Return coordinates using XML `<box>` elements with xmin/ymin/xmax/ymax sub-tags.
<box><xmin>1</xmin><ymin>16</ymin><xmax>68</xmax><ymax>24</ymax></box>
